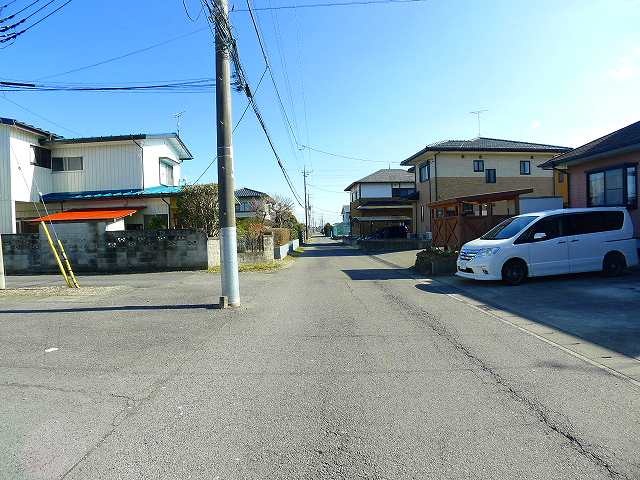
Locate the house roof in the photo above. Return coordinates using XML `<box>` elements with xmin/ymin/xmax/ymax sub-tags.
<box><xmin>539</xmin><ymin>120</ymin><xmax>640</xmax><ymax>169</ymax></box>
<box><xmin>41</xmin><ymin>185</ymin><xmax>182</xmax><ymax>202</ymax></box>
<box><xmin>344</xmin><ymin>169</ymin><xmax>414</xmax><ymax>191</ymax></box>
<box><xmin>42</xmin><ymin>133</ymin><xmax>193</xmax><ymax>160</ymax></box>
<box><xmin>235</xmin><ymin>187</ymin><xmax>268</xmax><ymax>198</ymax></box>
<box><xmin>0</xmin><ymin>117</ymin><xmax>61</xmax><ymax>139</ymax></box>
<box><xmin>401</xmin><ymin>137</ymin><xmax>570</xmax><ymax>165</ymax></box>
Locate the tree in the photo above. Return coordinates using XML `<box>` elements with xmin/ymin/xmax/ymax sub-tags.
<box><xmin>269</xmin><ymin>194</ymin><xmax>296</xmax><ymax>228</ymax></box>
<box><xmin>249</xmin><ymin>196</ymin><xmax>270</xmax><ymax>223</ymax></box>
<box><xmin>323</xmin><ymin>223</ymin><xmax>332</xmax><ymax>237</ymax></box>
<box><xmin>176</xmin><ymin>183</ymin><xmax>219</xmax><ymax>236</ymax></box>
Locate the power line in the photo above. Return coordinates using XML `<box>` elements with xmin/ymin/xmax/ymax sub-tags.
<box><xmin>231</xmin><ymin>0</ymin><xmax>429</xmax><ymax>12</ymax></box>
<box><xmin>0</xmin><ymin>92</ymin><xmax>82</xmax><ymax>135</ymax></box>
<box><xmin>35</xmin><ymin>27</ymin><xmax>210</xmax><ymax>80</ymax></box>
<box><xmin>0</xmin><ymin>78</ymin><xmax>215</xmax><ymax>92</ymax></box>
<box><xmin>1</xmin><ymin>0</ymin><xmax>72</xmax><ymax>44</ymax></box>
<box><xmin>301</xmin><ymin>144</ymin><xmax>400</xmax><ymax>164</ymax></box>
<box><xmin>0</xmin><ymin>0</ymin><xmax>44</xmax><ymax>24</ymax></box>
<box><xmin>245</xmin><ymin>0</ymin><xmax>302</xmax><ymax>151</ymax></box>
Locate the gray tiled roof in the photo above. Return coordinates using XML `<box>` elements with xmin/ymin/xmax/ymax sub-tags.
<box><xmin>235</xmin><ymin>187</ymin><xmax>268</xmax><ymax>198</ymax></box>
<box><xmin>539</xmin><ymin>120</ymin><xmax>640</xmax><ymax>169</ymax></box>
<box><xmin>401</xmin><ymin>137</ymin><xmax>570</xmax><ymax>165</ymax></box>
<box><xmin>344</xmin><ymin>169</ymin><xmax>414</xmax><ymax>191</ymax></box>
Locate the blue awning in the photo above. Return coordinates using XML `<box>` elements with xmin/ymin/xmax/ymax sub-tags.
<box><xmin>41</xmin><ymin>185</ymin><xmax>182</xmax><ymax>202</ymax></box>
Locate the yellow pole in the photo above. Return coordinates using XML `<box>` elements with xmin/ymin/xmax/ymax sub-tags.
<box><xmin>57</xmin><ymin>239</ymin><xmax>80</xmax><ymax>288</ymax></box>
<box><xmin>41</xmin><ymin>221</ymin><xmax>72</xmax><ymax>288</ymax></box>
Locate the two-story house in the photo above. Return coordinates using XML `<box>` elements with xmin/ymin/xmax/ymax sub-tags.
<box><xmin>344</xmin><ymin>168</ymin><xmax>416</xmax><ymax>236</ymax></box>
<box><xmin>400</xmin><ymin>137</ymin><xmax>570</xmax><ymax>235</ymax></box>
<box><xmin>1</xmin><ymin>118</ymin><xmax>192</xmax><ymax>234</ymax></box>
<box><xmin>235</xmin><ymin>187</ymin><xmax>273</xmax><ymax>221</ymax></box>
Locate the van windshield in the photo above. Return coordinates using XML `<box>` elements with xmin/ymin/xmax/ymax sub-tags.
<box><xmin>481</xmin><ymin>215</ymin><xmax>538</xmax><ymax>240</ymax></box>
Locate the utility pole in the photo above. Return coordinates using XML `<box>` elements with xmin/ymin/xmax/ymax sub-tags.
<box><xmin>302</xmin><ymin>166</ymin><xmax>310</xmax><ymax>240</ymax></box>
<box><xmin>0</xmin><ymin>234</ymin><xmax>5</xmax><ymax>290</ymax></box>
<box><xmin>215</xmin><ymin>0</ymin><xmax>240</xmax><ymax>307</ymax></box>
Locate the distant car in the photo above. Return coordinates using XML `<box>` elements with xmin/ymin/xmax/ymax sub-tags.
<box><xmin>365</xmin><ymin>225</ymin><xmax>409</xmax><ymax>240</ymax></box>
<box><xmin>456</xmin><ymin>207</ymin><xmax>639</xmax><ymax>285</ymax></box>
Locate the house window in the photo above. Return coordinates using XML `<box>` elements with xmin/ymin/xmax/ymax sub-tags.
<box><xmin>587</xmin><ymin>164</ymin><xmax>637</xmax><ymax>209</ymax></box>
<box><xmin>557</xmin><ymin>171</ymin><xmax>565</xmax><ymax>183</ymax></box>
<box><xmin>160</xmin><ymin>160</ymin><xmax>174</xmax><ymax>186</ymax></box>
<box><xmin>52</xmin><ymin>156</ymin><xmax>83</xmax><ymax>172</ymax></box>
<box><xmin>485</xmin><ymin>168</ymin><xmax>496</xmax><ymax>183</ymax></box>
<box><xmin>419</xmin><ymin>163</ymin><xmax>430</xmax><ymax>182</ymax></box>
<box><xmin>392</xmin><ymin>187</ymin><xmax>415</xmax><ymax>198</ymax></box>
<box><xmin>473</xmin><ymin>160</ymin><xmax>484</xmax><ymax>172</ymax></box>
<box><xmin>420</xmin><ymin>204</ymin><xmax>424</xmax><ymax>222</ymax></box>
<box><xmin>520</xmin><ymin>160</ymin><xmax>531</xmax><ymax>175</ymax></box>
<box><xmin>31</xmin><ymin>146</ymin><xmax>51</xmax><ymax>169</ymax></box>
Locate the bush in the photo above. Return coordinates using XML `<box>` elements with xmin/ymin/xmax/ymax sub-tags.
<box><xmin>414</xmin><ymin>247</ymin><xmax>458</xmax><ymax>274</ymax></box>
<box><xmin>269</xmin><ymin>227</ymin><xmax>290</xmax><ymax>247</ymax></box>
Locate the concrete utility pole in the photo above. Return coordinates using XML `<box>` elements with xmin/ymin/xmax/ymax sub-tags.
<box><xmin>302</xmin><ymin>167</ymin><xmax>310</xmax><ymax>240</ymax></box>
<box><xmin>215</xmin><ymin>0</ymin><xmax>240</xmax><ymax>307</ymax></box>
<box><xmin>0</xmin><ymin>234</ymin><xmax>5</xmax><ymax>290</ymax></box>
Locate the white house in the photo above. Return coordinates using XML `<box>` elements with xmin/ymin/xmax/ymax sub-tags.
<box><xmin>0</xmin><ymin>118</ymin><xmax>193</xmax><ymax>234</ymax></box>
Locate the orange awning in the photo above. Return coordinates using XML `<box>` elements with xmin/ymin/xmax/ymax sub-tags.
<box><xmin>32</xmin><ymin>208</ymin><xmax>140</xmax><ymax>222</ymax></box>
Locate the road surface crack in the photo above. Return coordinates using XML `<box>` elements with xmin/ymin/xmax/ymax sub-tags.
<box><xmin>376</xmin><ymin>282</ymin><xmax>629</xmax><ymax>480</ymax></box>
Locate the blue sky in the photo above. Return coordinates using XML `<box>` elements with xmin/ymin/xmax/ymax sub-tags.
<box><xmin>1</xmin><ymin>0</ymin><xmax>639</xmax><ymax>222</ymax></box>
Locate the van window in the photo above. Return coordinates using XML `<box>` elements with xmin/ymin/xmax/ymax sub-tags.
<box><xmin>481</xmin><ymin>215</ymin><xmax>537</xmax><ymax>240</ymax></box>
<box><xmin>515</xmin><ymin>215</ymin><xmax>562</xmax><ymax>244</ymax></box>
<box><xmin>564</xmin><ymin>211</ymin><xmax>624</xmax><ymax>235</ymax></box>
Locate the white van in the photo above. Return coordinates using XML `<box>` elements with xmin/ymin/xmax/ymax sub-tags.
<box><xmin>456</xmin><ymin>208</ymin><xmax>639</xmax><ymax>285</ymax></box>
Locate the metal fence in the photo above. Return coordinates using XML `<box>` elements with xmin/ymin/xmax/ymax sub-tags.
<box><xmin>237</xmin><ymin>234</ymin><xmax>264</xmax><ymax>253</ymax></box>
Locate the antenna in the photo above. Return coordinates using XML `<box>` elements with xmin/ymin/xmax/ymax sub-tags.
<box><xmin>470</xmin><ymin>109</ymin><xmax>488</xmax><ymax>137</ymax></box>
<box><xmin>172</xmin><ymin>111</ymin><xmax>186</xmax><ymax>136</ymax></box>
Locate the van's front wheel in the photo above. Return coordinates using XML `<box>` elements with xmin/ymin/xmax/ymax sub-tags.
<box><xmin>501</xmin><ymin>259</ymin><xmax>527</xmax><ymax>286</ymax></box>
<box><xmin>603</xmin><ymin>252</ymin><xmax>626</xmax><ymax>277</ymax></box>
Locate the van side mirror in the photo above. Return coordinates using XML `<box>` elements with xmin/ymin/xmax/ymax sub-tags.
<box><xmin>533</xmin><ymin>232</ymin><xmax>547</xmax><ymax>241</ymax></box>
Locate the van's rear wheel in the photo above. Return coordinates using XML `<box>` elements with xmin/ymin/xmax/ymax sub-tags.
<box><xmin>603</xmin><ymin>252</ymin><xmax>626</xmax><ymax>277</ymax></box>
<box><xmin>502</xmin><ymin>259</ymin><xmax>527</xmax><ymax>286</ymax></box>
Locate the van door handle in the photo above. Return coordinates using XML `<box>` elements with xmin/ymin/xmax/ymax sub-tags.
<box><xmin>557</xmin><ymin>240</ymin><xmax>566</xmax><ymax>244</ymax></box>
<box><xmin>570</xmin><ymin>239</ymin><xmax>579</xmax><ymax>243</ymax></box>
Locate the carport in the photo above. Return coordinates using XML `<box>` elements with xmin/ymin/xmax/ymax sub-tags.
<box><xmin>429</xmin><ymin>188</ymin><xmax>532</xmax><ymax>250</ymax></box>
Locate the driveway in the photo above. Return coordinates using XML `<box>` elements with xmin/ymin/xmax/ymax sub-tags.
<box><xmin>370</xmin><ymin>248</ymin><xmax>640</xmax><ymax>378</ymax></box>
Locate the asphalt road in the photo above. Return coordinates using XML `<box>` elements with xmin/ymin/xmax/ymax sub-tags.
<box><xmin>1</xmin><ymin>236</ymin><xmax>638</xmax><ymax>479</ymax></box>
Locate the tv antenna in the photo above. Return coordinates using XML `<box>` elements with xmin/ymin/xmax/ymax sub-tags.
<box><xmin>173</xmin><ymin>111</ymin><xmax>186</xmax><ymax>136</ymax></box>
<box><xmin>470</xmin><ymin>109</ymin><xmax>488</xmax><ymax>137</ymax></box>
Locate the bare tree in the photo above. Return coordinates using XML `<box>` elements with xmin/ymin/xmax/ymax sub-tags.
<box><xmin>269</xmin><ymin>194</ymin><xmax>296</xmax><ymax>228</ymax></box>
<box><xmin>249</xmin><ymin>196</ymin><xmax>270</xmax><ymax>223</ymax></box>
<box><xmin>176</xmin><ymin>183</ymin><xmax>219</xmax><ymax>236</ymax></box>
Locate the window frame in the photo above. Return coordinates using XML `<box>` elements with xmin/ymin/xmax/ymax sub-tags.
<box><xmin>419</xmin><ymin>162</ymin><xmax>430</xmax><ymax>182</ymax></box>
<box><xmin>586</xmin><ymin>163</ymin><xmax>638</xmax><ymax>209</ymax></box>
<box><xmin>485</xmin><ymin>168</ymin><xmax>496</xmax><ymax>184</ymax></box>
<box><xmin>159</xmin><ymin>158</ymin><xmax>175</xmax><ymax>186</ymax></box>
<box><xmin>31</xmin><ymin>145</ymin><xmax>51</xmax><ymax>169</ymax></box>
<box><xmin>520</xmin><ymin>160</ymin><xmax>531</xmax><ymax>175</ymax></box>
<box><xmin>51</xmin><ymin>156</ymin><xmax>83</xmax><ymax>173</ymax></box>
<box><xmin>473</xmin><ymin>159</ymin><xmax>484</xmax><ymax>172</ymax></box>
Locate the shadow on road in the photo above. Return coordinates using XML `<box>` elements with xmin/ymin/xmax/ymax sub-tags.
<box><xmin>0</xmin><ymin>304</ymin><xmax>220</xmax><ymax>314</ymax></box>
<box><xmin>415</xmin><ymin>270</ymin><xmax>640</xmax><ymax>360</ymax></box>
<box><xmin>342</xmin><ymin>268</ymin><xmax>415</xmax><ymax>280</ymax></box>
<box><xmin>300</xmin><ymin>242</ymin><xmax>363</xmax><ymax>258</ymax></box>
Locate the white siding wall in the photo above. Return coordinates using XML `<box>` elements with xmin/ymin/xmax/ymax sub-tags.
<box><xmin>0</xmin><ymin>125</ymin><xmax>13</xmax><ymax>232</ymax></box>
<box><xmin>142</xmin><ymin>139</ymin><xmax>182</xmax><ymax>187</ymax></box>
<box><xmin>49</xmin><ymin>141</ymin><xmax>143</xmax><ymax>192</ymax></box>
<box><xmin>10</xmin><ymin>128</ymin><xmax>53</xmax><ymax>201</ymax></box>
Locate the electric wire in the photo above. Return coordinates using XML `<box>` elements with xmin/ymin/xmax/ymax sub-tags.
<box><xmin>0</xmin><ymin>92</ymin><xmax>82</xmax><ymax>135</ymax></box>
<box><xmin>231</xmin><ymin>0</ymin><xmax>429</xmax><ymax>12</ymax></box>
<box><xmin>1</xmin><ymin>0</ymin><xmax>72</xmax><ymax>43</ymax></box>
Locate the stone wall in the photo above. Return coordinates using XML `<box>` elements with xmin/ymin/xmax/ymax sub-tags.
<box><xmin>2</xmin><ymin>229</ymin><xmax>208</xmax><ymax>274</ymax></box>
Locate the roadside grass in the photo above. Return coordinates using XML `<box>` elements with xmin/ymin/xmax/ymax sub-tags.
<box><xmin>208</xmin><ymin>254</ymin><xmax>297</xmax><ymax>274</ymax></box>
<box><xmin>288</xmin><ymin>247</ymin><xmax>305</xmax><ymax>258</ymax></box>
